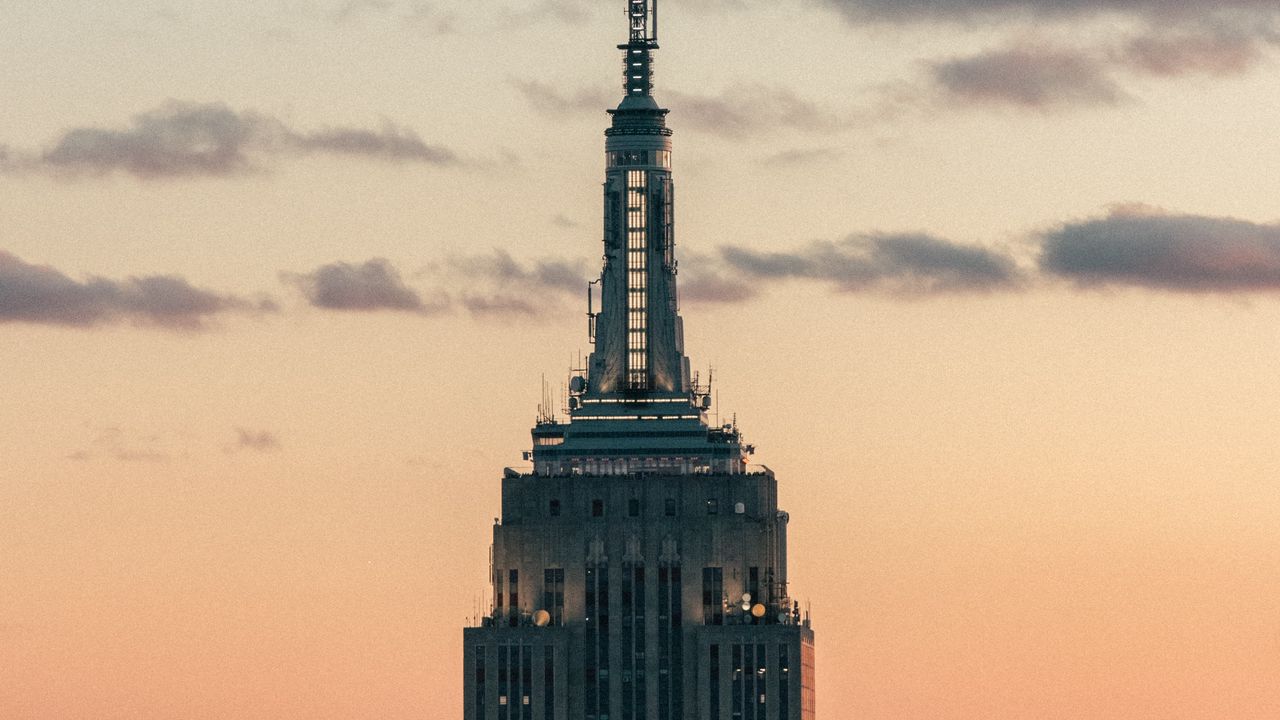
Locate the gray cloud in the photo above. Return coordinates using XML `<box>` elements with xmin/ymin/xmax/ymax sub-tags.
<box><xmin>16</xmin><ymin>101</ymin><xmax>454</xmax><ymax>178</ymax></box>
<box><xmin>289</xmin><ymin>124</ymin><xmax>456</xmax><ymax>163</ymax></box>
<box><xmin>41</xmin><ymin>102</ymin><xmax>264</xmax><ymax>177</ymax></box>
<box><xmin>679</xmin><ymin>270</ymin><xmax>760</xmax><ymax>305</ymax></box>
<box><xmin>461</xmin><ymin>294</ymin><xmax>540</xmax><ymax>316</ymax></box>
<box><xmin>283</xmin><ymin>258</ymin><xmax>444</xmax><ymax>313</ymax></box>
<box><xmin>1120</xmin><ymin>25</ymin><xmax>1271</xmax><ymax>76</ymax></box>
<box><xmin>758</xmin><ymin>147</ymin><xmax>845</xmax><ymax>167</ymax></box>
<box><xmin>721</xmin><ymin>233</ymin><xmax>1022</xmax><ymax>294</ymax></box>
<box><xmin>235</xmin><ymin>428</ymin><xmax>281</xmax><ymax>452</ymax></box>
<box><xmin>931</xmin><ymin>47</ymin><xmax>1125</xmax><ymax>108</ymax></box>
<box><xmin>510</xmin><ymin>79</ymin><xmax>612</xmax><ymax>117</ymax></box>
<box><xmin>1039</xmin><ymin>206</ymin><xmax>1280</xmax><ymax>292</ymax></box>
<box><xmin>667</xmin><ymin>84</ymin><xmax>848</xmax><ymax>137</ymax></box>
<box><xmin>444</xmin><ymin>250</ymin><xmax>590</xmax><ymax>317</ymax></box>
<box><xmin>449</xmin><ymin>249</ymin><xmax>589</xmax><ymax>296</ymax></box>
<box><xmin>0</xmin><ymin>251</ymin><xmax>272</xmax><ymax>329</ymax></box>
<box><xmin>821</xmin><ymin>0</ymin><xmax>1280</xmax><ymax>22</ymax></box>
<box><xmin>334</xmin><ymin>0</ymin><xmax>394</xmax><ymax>23</ymax></box>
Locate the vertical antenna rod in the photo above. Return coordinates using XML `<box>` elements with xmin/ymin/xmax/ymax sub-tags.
<box><xmin>622</xmin><ymin>0</ymin><xmax>659</xmax><ymax>98</ymax></box>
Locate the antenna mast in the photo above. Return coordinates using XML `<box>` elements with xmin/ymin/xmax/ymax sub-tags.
<box><xmin>627</xmin><ymin>0</ymin><xmax>657</xmax><ymax>44</ymax></box>
<box><xmin>622</xmin><ymin>0</ymin><xmax>659</xmax><ymax>99</ymax></box>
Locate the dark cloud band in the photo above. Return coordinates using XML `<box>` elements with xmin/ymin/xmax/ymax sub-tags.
<box><xmin>0</xmin><ymin>251</ymin><xmax>272</xmax><ymax>329</ymax></box>
<box><xmin>283</xmin><ymin>258</ymin><xmax>444</xmax><ymax>313</ymax></box>
<box><xmin>1040</xmin><ymin>207</ymin><xmax>1280</xmax><ymax>292</ymax></box>
<box><xmin>9</xmin><ymin>101</ymin><xmax>455</xmax><ymax>179</ymax></box>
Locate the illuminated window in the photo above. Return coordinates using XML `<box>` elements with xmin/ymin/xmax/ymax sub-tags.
<box><xmin>625</xmin><ymin>170</ymin><xmax>649</xmax><ymax>389</ymax></box>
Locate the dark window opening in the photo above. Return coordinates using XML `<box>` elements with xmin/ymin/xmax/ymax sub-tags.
<box><xmin>628</xmin><ymin>498</ymin><xmax>640</xmax><ymax>517</ymax></box>
<box><xmin>592</xmin><ymin>499</ymin><xmax>604</xmax><ymax>517</ymax></box>
<box><xmin>664</xmin><ymin>498</ymin><xmax>676</xmax><ymax>516</ymax></box>
<box><xmin>706</xmin><ymin>498</ymin><xmax>719</xmax><ymax>515</ymax></box>
<box><xmin>550</xmin><ymin>499</ymin><xmax>561</xmax><ymax>517</ymax></box>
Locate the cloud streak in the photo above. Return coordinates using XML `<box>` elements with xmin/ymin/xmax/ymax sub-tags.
<box><xmin>0</xmin><ymin>251</ymin><xmax>273</xmax><ymax>329</ymax></box>
<box><xmin>284</xmin><ymin>258</ymin><xmax>446</xmax><ymax>314</ymax></box>
<box><xmin>721</xmin><ymin>233</ymin><xmax>1023</xmax><ymax>295</ymax></box>
<box><xmin>1040</xmin><ymin>206</ymin><xmax>1280</xmax><ymax>292</ymax></box>
<box><xmin>234</xmin><ymin>428</ymin><xmax>281</xmax><ymax>452</ymax></box>
<box><xmin>7</xmin><ymin>101</ymin><xmax>455</xmax><ymax>179</ymax></box>
<box><xmin>821</xmin><ymin>0</ymin><xmax>1280</xmax><ymax>23</ymax></box>
<box><xmin>930</xmin><ymin>47</ymin><xmax>1125</xmax><ymax>109</ymax></box>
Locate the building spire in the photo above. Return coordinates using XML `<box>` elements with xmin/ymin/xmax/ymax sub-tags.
<box><xmin>621</xmin><ymin>0</ymin><xmax>659</xmax><ymax>102</ymax></box>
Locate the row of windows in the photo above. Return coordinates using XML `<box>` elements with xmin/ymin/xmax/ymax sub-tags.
<box><xmin>607</xmin><ymin>150</ymin><xmax>672</xmax><ymax>169</ymax></box>
<box><xmin>547</xmin><ymin>497</ymin><xmax>745</xmax><ymax>518</ymax></box>
<box><xmin>472</xmin><ymin>644</ymin><xmax>553</xmax><ymax>720</ymax></box>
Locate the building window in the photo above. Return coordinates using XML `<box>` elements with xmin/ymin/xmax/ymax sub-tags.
<box><xmin>628</xmin><ymin>498</ymin><xmax>640</xmax><ymax>517</ymax></box>
<box><xmin>705</xmin><ymin>498</ymin><xmax>719</xmax><ymax>515</ymax></box>
<box><xmin>625</xmin><ymin>169</ymin><xmax>649</xmax><ymax>390</ymax></box>
<box><xmin>664</xmin><ymin>498</ymin><xmax>676</xmax><ymax>517</ymax></box>
<box><xmin>709</xmin><ymin>644</ymin><xmax>720</xmax><ymax>720</ymax></box>
<box><xmin>508</xmin><ymin>569</ymin><xmax>520</xmax><ymax>627</ymax></box>
<box><xmin>702</xmin><ymin>567</ymin><xmax>723</xmax><ymax>625</ymax></box>
<box><xmin>592</xmin><ymin>499</ymin><xmax>604</xmax><ymax>518</ymax></box>
<box><xmin>550</xmin><ymin>499</ymin><xmax>561</xmax><ymax>517</ymax></box>
<box><xmin>544</xmin><ymin>646</ymin><xmax>555</xmax><ymax>720</ymax></box>
<box><xmin>544</xmin><ymin>569</ymin><xmax>565</xmax><ymax>626</ymax></box>
<box><xmin>778</xmin><ymin>644</ymin><xmax>789</xmax><ymax>720</ymax></box>
<box><xmin>475</xmin><ymin>646</ymin><xmax>486</xmax><ymax>720</ymax></box>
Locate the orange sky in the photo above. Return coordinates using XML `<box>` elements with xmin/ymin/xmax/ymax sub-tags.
<box><xmin>3</xmin><ymin>1</ymin><xmax>1280</xmax><ymax>719</ymax></box>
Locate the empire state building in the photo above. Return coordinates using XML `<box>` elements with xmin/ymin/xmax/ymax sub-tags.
<box><xmin>463</xmin><ymin>2</ymin><xmax>816</xmax><ymax>718</ymax></box>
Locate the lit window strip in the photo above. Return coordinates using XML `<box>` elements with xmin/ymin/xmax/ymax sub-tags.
<box><xmin>626</xmin><ymin>170</ymin><xmax>648</xmax><ymax>389</ymax></box>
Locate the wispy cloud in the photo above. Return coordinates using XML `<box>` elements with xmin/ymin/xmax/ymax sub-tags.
<box><xmin>333</xmin><ymin>0</ymin><xmax>394</xmax><ymax>24</ymax></box>
<box><xmin>283</xmin><ymin>258</ymin><xmax>447</xmax><ymax>314</ymax></box>
<box><xmin>0</xmin><ymin>251</ymin><xmax>274</xmax><ymax>330</ymax></box>
<box><xmin>1119</xmin><ymin>25</ymin><xmax>1272</xmax><ymax>76</ymax></box>
<box><xmin>667</xmin><ymin>84</ymin><xmax>849</xmax><ymax>137</ymax></box>
<box><xmin>510</xmin><ymin>78</ymin><xmax>611</xmax><ymax>117</ymax></box>
<box><xmin>233</xmin><ymin>428</ymin><xmax>281</xmax><ymax>452</ymax></box>
<box><xmin>930</xmin><ymin>46</ymin><xmax>1125</xmax><ymax>109</ymax></box>
<box><xmin>1039</xmin><ymin>205</ymin><xmax>1280</xmax><ymax>292</ymax></box>
<box><xmin>758</xmin><ymin>147</ymin><xmax>845</xmax><ymax>167</ymax></box>
<box><xmin>821</xmin><ymin>0</ymin><xmax>1280</xmax><ymax>23</ymax></box>
<box><xmin>721</xmin><ymin>233</ymin><xmax>1024</xmax><ymax>295</ymax></box>
<box><xmin>448</xmin><ymin>249</ymin><xmax>588</xmax><ymax>296</ymax></box>
<box><xmin>3</xmin><ymin>101</ymin><xmax>455</xmax><ymax>179</ymax></box>
<box><xmin>443</xmin><ymin>249</ymin><xmax>589</xmax><ymax>317</ymax></box>
<box><xmin>69</xmin><ymin>425</ymin><xmax>178</xmax><ymax>463</ymax></box>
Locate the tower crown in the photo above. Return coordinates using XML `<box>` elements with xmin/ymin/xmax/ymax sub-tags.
<box><xmin>619</xmin><ymin>0</ymin><xmax>659</xmax><ymax>105</ymax></box>
<box><xmin>528</xmin><ymin>0</ymin><xmax>749</xmax><ymax>477</ymax></box>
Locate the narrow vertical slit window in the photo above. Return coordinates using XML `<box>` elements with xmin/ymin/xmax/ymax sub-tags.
<box><xmin>625</xmin><ymin>169</ymin><xmax>649</xmax><ymax>389</ymax></box>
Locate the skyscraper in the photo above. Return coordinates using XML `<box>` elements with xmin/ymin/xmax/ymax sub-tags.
<box><xmin>463</xmin><ymin>2</ymin><xmax>815</xmax><ymax>718</ymax></box>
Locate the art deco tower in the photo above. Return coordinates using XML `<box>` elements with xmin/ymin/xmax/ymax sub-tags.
<box><xmin>463</xmin><ymin>2</ymin><xmax>816</xmax><ymax>718</ymax></box>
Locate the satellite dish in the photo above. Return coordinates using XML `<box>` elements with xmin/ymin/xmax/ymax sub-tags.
<box><xmin>741</xmin><ymin>593</ymin><xmax>752</xmax><ymax>603</ymax></box>
<box><xmin>533</xmin><ymin>610</ymin><xmax>551</xmax><ymax>627</ymax></box>
<box><xmin>570</xmin><ymin>376</ymin><xmax>586</xmax><ymax>393</ymax></box>
<box><xmin>741</xmin><ymin>601</ymin><xmax>751</xmax><ymax>612</ymax></box>
<box><xmin>751</xmin><ymin>603</ymin><xmax>766</xmax><ymax>618</ymax></box>
<box><xmin>777</xmin><ymin>611</ymin><xmax>788</xmax><ymax>623</ymax></box>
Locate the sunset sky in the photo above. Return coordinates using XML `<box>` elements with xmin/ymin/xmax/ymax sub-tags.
<box><xmin>4</xmin><ymin>1</ymin><xmax>1280</xmax><ymax>718</ymax></box>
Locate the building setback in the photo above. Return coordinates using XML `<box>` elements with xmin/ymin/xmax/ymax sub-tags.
<box><xmin>463</xmin><ymin>2</ymin><xmax>816</xmax><ymax>719</ymax></box>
